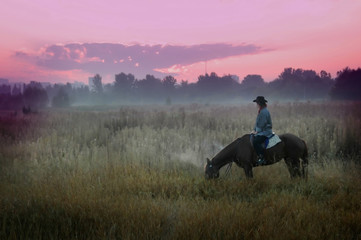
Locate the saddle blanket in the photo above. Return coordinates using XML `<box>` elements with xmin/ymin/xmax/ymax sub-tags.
<box><xmin>265</xmin><ymin>134</ymin><xmax>282</xmax><ymax>149</ymax></box>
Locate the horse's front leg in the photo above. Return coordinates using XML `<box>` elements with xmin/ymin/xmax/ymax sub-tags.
<box><xmin>243</xmin><ymin>165</ymin><xmax>253</xmax><ymax>178</ymax></box>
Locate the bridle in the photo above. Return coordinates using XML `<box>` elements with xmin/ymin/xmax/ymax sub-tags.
<box><xmin>206</xmin><ymin>161</ymin><xmax>233</xmax><ymax>179</ymax></box>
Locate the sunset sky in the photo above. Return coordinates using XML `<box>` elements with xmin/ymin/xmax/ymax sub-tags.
<box><xmin>1</xmin><ymin>0</ymin><xmax>361</xmax><ymax>84</ymax></box>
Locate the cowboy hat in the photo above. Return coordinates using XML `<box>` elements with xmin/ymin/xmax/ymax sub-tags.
<box><xmin>253</xmin><ymin>96</ymin><xmax>268</xmax><ymax>103</ymax></box>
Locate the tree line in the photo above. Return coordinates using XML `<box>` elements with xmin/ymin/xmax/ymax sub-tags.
<box><xmin>0</xmin><ymin>67</ymin><xmax>360</xmax><ymax>110</ymax></box>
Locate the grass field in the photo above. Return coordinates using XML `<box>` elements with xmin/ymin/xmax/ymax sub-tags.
<box><xmin>1</xmin><ymin>102</ymin><xmax>360</xmax><ymax>239</ymax></box>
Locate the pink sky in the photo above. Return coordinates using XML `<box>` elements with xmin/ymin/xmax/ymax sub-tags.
<box><xmin>1</xmin><ymin>0</ymin><xmax>361</xmax><ymax>84</ymax></box>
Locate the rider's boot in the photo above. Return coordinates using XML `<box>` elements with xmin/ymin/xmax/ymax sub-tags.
<box><xmin>257</xmin><ymin>154</ymin><xmax>267</xmax><ymax>166</ymax></box>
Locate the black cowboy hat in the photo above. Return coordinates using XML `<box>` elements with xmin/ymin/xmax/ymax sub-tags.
<box><xmin>253</xmin><ymin>96</ymin><xmax>268</xmax><ymax>103</ymax></box>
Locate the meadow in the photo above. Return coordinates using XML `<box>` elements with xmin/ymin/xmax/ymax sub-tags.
<box><xmin>0</xmin><ymin>102</ymin><xmax>360</xmax><ymax>239</ymax></box>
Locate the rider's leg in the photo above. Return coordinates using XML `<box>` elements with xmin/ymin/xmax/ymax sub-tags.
<box><xmin>253</xmin><ymin>135</ymin><xmax>267</xmax><ymax>164</ymax></box>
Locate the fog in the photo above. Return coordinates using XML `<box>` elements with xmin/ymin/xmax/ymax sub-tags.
<box><xmin>1</xmin><ymin>67</ymin><xmax>361</xmax><ymax>112</ymax></box>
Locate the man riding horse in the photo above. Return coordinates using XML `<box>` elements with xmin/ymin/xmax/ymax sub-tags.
<box><xmin>251</xmin><ymin>96</ymin><xmax>272</xmax><ymax>165</ymax></box>
<box><xmin>204</xmin><ymin>96</ymin><xmax>308</xmax><ymax>179</ymax></box>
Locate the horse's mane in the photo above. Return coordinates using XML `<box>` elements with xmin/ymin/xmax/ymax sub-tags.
<box><xmin>211</xmin><ymin>135</ymin><xmax>249</xmax><ymax>167</ymax></box>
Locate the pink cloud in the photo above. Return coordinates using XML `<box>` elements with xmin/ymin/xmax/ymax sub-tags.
<box><xmin>14</xmin><ymin>42</ymin><xmax>268</xmax><ymax>79</ymax></box>
<box><xmin>1</xmin><ymin>0</ymin><xmax>360</xmax><ymax>84</ymax></box>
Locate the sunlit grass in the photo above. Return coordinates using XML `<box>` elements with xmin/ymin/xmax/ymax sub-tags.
<box><xmin>1</xmin><ymin>102</ymin><xmax>360</xmax><ymax>239</ymax></box>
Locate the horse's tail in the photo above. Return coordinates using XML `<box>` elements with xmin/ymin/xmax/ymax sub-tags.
<box><xmin>301</xmin><ymin>140</ymin><xmax>308</xmax><ymax>180</ymax></box>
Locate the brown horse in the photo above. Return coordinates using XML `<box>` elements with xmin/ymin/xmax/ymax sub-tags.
<box><xmin>204</xmin><ymin>133</ymin><xmax>308</xmax><ymax>179</ymax></box>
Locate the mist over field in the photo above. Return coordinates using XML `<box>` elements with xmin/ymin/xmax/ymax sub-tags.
<box><xmin>1</xmin><ymin>67</ymin><xmax>360</xmax><ymax>112</ymax></box>
<box><xmin>1</xmin><ymin>101</ymin><xmax>360</xmax><ymax>239</ymax></box>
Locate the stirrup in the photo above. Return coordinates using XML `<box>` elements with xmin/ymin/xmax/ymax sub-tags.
<box><xmin>257</xmin><ymin>158</ymin><xmax>266</xmax><ymax>166</ymax></box>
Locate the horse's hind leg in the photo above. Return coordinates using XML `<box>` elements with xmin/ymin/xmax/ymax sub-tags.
<box><xmin>285</xmin><ymin>157</ymin><xmax>301</xmax><ymax>178</ymax></box>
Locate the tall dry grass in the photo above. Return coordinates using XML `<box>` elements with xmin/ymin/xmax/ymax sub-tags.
<box><xmin>0</xmin><ymin>102</ymin><xmax>360</xmax><ymax>239</ymax></box>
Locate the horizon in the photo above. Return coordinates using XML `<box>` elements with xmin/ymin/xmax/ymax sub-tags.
<box><xmin>1</xmin><ymin>0</ymin><xmax>361</xmax><ymax>84</ymax></box>
<box><xmin>0</xmin><ymin>67</ymin><xmax>340</xmax><ymax>87</ymax></box>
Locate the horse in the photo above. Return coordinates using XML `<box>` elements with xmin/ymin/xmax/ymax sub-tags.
<box><xmin>204</xmin><ymin>133</ymin><xmax>308</xmax><ymax>179</ymax></box>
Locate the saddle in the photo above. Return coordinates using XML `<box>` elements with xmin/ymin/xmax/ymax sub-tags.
<box><xmin>250</xmin><ymin>133</ymin><xmax>282</xmax><ymax>150</ymax></box>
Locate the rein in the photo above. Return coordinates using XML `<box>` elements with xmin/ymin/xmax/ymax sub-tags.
<box><xmin>224</xmin><ymin>162</ymin><xmax>233</xmax><ymax>178</ymax></box>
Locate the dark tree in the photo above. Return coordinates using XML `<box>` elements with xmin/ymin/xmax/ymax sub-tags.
<box><xmin>241</xmin><ymin>75</ymin><xmax>265</xmax><ymax>88</ymax></box>
<box><xmin>92</xmin><ymin>74</ymin><xmax>103</xmax><ymax>94</ymax></box>
<box><xmin>52</xmin><ymin>87</ymin><xmax>70</xmax><ymax>108</ymax></box>
<box><xmin>180</xmin><ymin>80</ymin><xmax>188</xmax><ymax>88</ymax></box>
<box><xmin>0</xmin><ymin>94</ymin><xmax>24</xmax><ymax>110</ymax></box>
<box><xmin>114</xmin><ymin>72</ymin><xmax>135</xmax><ymax>99</ymax></box>
<box><xmin>320</xmin><ymin>70</ymin><xmax>331</xmax><ymax>80</ymax></box>
<box><xmin>23</xmin><ymin>82</ymin><xmax>49</xmax><ymax>109</ymax></box>
<box><xmin>196</xmin><ymin>72</ymin><xmax>239</xmax><ymax>99</ymax></box>
<box><xmin>269</xmin><ymin>68</ymin><xmax>333</xmax><ymax>99</ymax></box>
<box><xmin>330</xmin><ymin>67</ymin><xmax>361</xmax><ymax>100</ymax></box>
<box><xmin>162</xmin><ymin>75</ymin><xmax>177</xmax><ymax>103</ymax></box>
<box><xmin>239</xmin><ymin>74</ymin><xmax>266</xmax><ymax>99</ymax></box>
<box><xmin>11</xmin><ymin>84</ymin><xmax>22</xmax><ymax>95</ymax></box>
<box><xmin>135</xmin><ymin>74</ymin><xmax>162</xmax><ymax>100</ymax></box>
<box><xmin>162</xmin><ymin>75</ymin><xmax>177</xmax><ymax>91</ymax></box>
<box><xmin>0</xmin><ymin>84</ymin><xmax>11</xmax><ymax>94</ymax></box>
<box><xmin>72</xmin><ymin>85</ymin><xmax>90</xmax><ymax>103</ymax></box>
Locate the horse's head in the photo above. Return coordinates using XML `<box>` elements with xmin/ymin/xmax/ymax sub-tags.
<box><xmin>204</xmin><ymin>158</ymin><xmax>219</xmax><ymax>179</ymax></box>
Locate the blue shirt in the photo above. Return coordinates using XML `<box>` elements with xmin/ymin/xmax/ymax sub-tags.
<box><xmin>254</xmin><ymin>107</ymin><xmax>273</xmax><ymax>138</ymax></box>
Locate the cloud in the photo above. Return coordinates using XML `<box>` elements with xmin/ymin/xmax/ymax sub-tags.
<box><xmin>14</xmin><ymin>42</ymin><xmax>267</xmax><ymax>78</ymax></box>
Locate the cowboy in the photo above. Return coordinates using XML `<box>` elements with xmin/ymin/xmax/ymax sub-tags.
<box><xmin>251</xmin><ymin>96</ymin><xmax>273</xmax><ymax>165</ymax></box>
